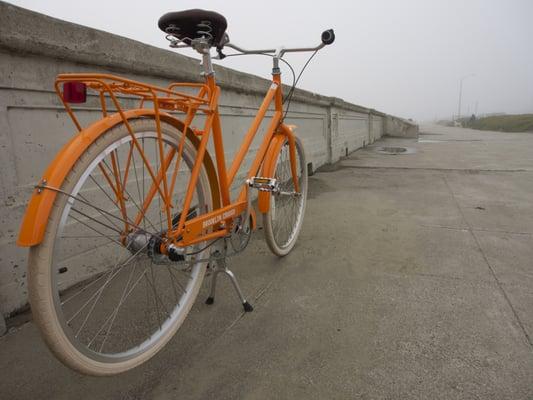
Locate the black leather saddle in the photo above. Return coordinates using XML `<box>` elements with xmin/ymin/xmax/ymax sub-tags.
<box><xmin>158</xmin><ymin>9</ymin><xmax>227</xmax><ymax>47</ymax></box>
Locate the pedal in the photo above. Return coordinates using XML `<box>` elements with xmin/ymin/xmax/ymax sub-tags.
<box><xmin>247</xmin><ymin>177</ymin><xmax>279</xmax><ymax>192</ymax></box>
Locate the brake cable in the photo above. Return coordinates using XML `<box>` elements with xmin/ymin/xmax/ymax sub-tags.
<box><xmin>217</xmin><ymin>49</ymin><xmax>320</xmax><ymax>122</ymax></box>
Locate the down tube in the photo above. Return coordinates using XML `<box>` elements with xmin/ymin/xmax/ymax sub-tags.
<box><xmin>226</xmin><ymin>83</ymin><xmax>278</xmax><ymax>186</ymax></box>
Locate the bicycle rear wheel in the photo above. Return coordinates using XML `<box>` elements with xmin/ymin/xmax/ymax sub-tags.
<box><xmin>28</xmin><ymin>118</ymin><xmax>213</xmax><ymax>375</ymax></box>
<box><xmin>263</xmin><ymin>136</ymin><xmax>308</xmax><ymax>256</ymax></box>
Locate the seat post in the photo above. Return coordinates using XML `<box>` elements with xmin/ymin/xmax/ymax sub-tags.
<box><xmin>190</xmin><ymin>37</ymin><xmax>214</xmax><ymax>77</ymax></box>
<box><xmin>202</xmin><ymin>51</ymin><xmax>214</xmax><ymax>77</ymax></box>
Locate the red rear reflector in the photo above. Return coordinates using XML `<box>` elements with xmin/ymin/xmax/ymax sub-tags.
<box><xmin>62</xmin><ymin>82</ymin><xmax>87</xmax><ymax>103</ymax></box>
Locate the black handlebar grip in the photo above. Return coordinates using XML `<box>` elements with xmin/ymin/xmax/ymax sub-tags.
<box><xmin>321</xmin><ymin>29</ymin><xmax>335</xmax><ymax>45</ymax></box>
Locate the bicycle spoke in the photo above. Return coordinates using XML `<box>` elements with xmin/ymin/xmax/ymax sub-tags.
<box><xmin>154</xmin><ymin>139</ymin><xmax>164</xmax><ymax>233</ymax></box>
<box><xmin>142</xmin><ymin>138</ymin><xmax>146</xmax><ymax>230</ymax></box>
<box><xmin>87</xmin><ymin>261</ymin><xmax>149</xmax><ymax>350</ymax></box>
<box><xmin>165</xmin><ymin>265</ymin><xmax>181</xmax><ymax>304</ymax></box>
<box><xmin>61</xmin><ymin>268</ymin><xmax>112</xmax><ymax>306</ymax></box>
<box><xmin>120</xmin><ymin>142</ymin><xmax>135</xmax><ymax>197</ymax></box>
<box><xmin>146</xmin><ymin>262</ymin><xmax>171</xmax><ymax>328</ymax></box>
<box><xmin>97</xmin><ymin>258</ymin><xmax>138</xmax><ymax>352</ymax></box>
<box><xmin>77</xmin><ymin>190</ymin><xmax>122</xmax><ymax>232</ymax></box>
<box><xmin>131</xmin><ymin>149</ymin><xmax>144</xmax><ymax>226</ymax></box>
<box><xmin>165</xmin><ymin>264</ymin><xmax>188</xmax><ymax>294</ymax></box>
<box><xmin>69</xmin><ymin>211</ymin><xmax>123</xmax><ymax>246</ymax></box>
<box><xmin>100</xmin><ymin>159</ymin><xmax>160</xmax><ymax>234</ymax></box>
<box><xmin>67</xmin><ymin>241</ymin><xmax>145</xmax><ymax>329</ymax></box>
<box><xmin>87</xmin><ymin>174</ymin><xmax>124</xmax><ymax>227</ymax></box>
<box><xmin>59</xmin><ymin>234</ymin><xmax>122</xmax><ymax>239</ymax></box>
<box><xmin>47</xmin><ymin>184</ymin><xmax>163</xmax><ymax>241</ymax></box>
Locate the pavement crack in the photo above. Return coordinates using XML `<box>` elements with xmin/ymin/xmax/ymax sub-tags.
<box><xmin>221</xmin><ymin>266</ymin><xmax>285</xmax><ymax>336</ymax></box>
<box><xmin>418</xmin><ymin>224</ymin><xmax>469</xmax><ymax>232</ymax></box>
<box><xmin>419</xmin><ymin>224</ymin><xmax>533</xmax><ymax>236</ymax></box>
<box><xmin>341</xmin><ymin>165</ymin><xmax>530</xmax><ymax>173</ymax></box>
<box><xmin>222</xmin><ymin>310</ymin><xmax>247</xmax><ymax>334</ymax></box>
<box><xmin>442</xmin><ymin>175</ymin><xmax>533</xmax><ymax>350</ymax></box>
<box><xmin>385</xmin><ymin>270</ymin><xmax>473</xmax><ymax>282</ymax></box>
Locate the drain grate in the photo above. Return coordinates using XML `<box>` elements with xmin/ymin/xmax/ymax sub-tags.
<box><xmin>375</xmin><ymin>146</ymin><xmax>412</xmax><ymax>155</ymax></box>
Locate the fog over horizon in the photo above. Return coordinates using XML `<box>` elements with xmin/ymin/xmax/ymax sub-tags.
<box><xmin>7</xmin><ymin>0</ymin><xmax>533</xmax><ymax>121</ymax></box>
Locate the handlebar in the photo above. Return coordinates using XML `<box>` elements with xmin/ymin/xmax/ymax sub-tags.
<box><xmin>216</xmin><ymin>29</ymin><xmax>335</xmax><ymax>59</ymax></box>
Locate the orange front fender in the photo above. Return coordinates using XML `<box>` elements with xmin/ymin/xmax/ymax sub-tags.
<box><xmin>17</xmin><ymin>110</ymin><xmax>220</xmax><ymax>247</ymax></box>
<box><xmin>257</xmin><ymin>124</ymin><xmax>297</xmax><ymax>214</ymax></box>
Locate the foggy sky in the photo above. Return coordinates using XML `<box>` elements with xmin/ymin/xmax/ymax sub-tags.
<box><xmin>6</xmin><ymin>0</ymin><xmax>533</xmax><ymax>121</ymax></box>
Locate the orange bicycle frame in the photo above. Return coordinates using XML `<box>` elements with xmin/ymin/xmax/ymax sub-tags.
<box><xmin>18</xmin><ymin>67</ymin><xmax>300</xmax><ymax>250</ymax></box>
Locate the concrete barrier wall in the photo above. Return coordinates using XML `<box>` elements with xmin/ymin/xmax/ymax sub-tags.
<box><xmin>0</xmin><ymin>2</ymin><xmax>418</xmax><ymax>320</ymax></box>
<box><xmin>384</xmin><ymin>115</ymin><xmax>418</xmax><ymax>138</ymax></box>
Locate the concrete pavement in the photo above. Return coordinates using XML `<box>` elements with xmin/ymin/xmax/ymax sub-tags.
<box><xmin>1</xmin><ymin>124</ymin><xmax>532</xmax><ymax>399</ymax></box>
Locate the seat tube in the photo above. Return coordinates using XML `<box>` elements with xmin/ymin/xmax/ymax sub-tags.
<box><xmin>204</xmin><ymin>66</ymin><xmax>231</xmax><ymax>207</ymax></box>
<box><xmin>212</xmin><ymin>104</ymin><xmax>231</xmax><ymax>207</ymax></box>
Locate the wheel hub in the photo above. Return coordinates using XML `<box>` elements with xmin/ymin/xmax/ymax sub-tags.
<box><xmin>126</xmin><ymin>231</ymin><xmax>153</xmax><ymax>254</ymax></box>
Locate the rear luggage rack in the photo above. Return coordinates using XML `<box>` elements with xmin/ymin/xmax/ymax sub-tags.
<box><xmin>54</xmin><ymin>73</ymin><xmax>214</xmax><ymax>132</ymax></box>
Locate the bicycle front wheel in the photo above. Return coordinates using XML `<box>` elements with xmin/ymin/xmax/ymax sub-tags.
<box><xmin>28</xmin><ymin>118</ymin><xmax>213</xmax><ymax>375</ymax></box>
<box><xmin>263</xmin><ymin>136</ymin><xmax>308</xmax><ymax>256</ymax></box>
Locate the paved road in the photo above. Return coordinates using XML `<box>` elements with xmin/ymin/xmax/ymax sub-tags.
<box><xmin>1</xmin><ymin>124</ymin><xmax>532</xmax><ymax>399</ymax></box>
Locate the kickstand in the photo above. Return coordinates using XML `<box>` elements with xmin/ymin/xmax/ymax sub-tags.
<box><xmin>205</xmin><ymin>245</ymin><xmax>253</xmax><ymax>312</ymax></box>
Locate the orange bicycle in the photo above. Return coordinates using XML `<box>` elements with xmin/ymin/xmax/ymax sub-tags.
<box><xmin>17</xmin><ymin>9</ymin><xmax>335</xmax><ymax>375</ymax></box>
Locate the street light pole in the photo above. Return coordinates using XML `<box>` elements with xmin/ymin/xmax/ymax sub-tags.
<box><xmin>457</xmin><ymin>73</ymin><xmax>475</xmax><ymax>121</ymax></box>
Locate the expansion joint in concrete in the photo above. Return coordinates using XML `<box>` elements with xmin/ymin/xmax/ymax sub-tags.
<box><xmin>341</xmin><ymin>165</ymin><xmax>530</xmax><ymax>173</ymax></box>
